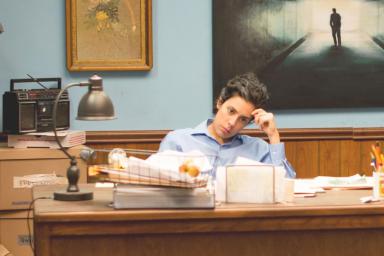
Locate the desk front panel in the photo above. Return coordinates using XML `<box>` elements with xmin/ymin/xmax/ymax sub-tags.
<box><xmin>33</xmin><ymin>186</ymin><xmax>384</xmax><ymax>256</ymax></box>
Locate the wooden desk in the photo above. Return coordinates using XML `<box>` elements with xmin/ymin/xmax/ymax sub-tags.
<box><xmin>33</xmin><ymin>185</ymin><xmax>384</xmax><ymax>256</ymax></box>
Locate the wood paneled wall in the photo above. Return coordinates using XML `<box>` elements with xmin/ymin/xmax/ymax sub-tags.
<box><xmin>84</xmin><ymin>128</ymin><xmax>384</xmax><ymax>178</ymax></box>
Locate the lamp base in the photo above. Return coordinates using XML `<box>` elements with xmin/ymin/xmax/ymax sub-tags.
<box><xmin>54</xmin><ymin>190</ymin><xmax>93</xmax><ymax>201</ymax></box>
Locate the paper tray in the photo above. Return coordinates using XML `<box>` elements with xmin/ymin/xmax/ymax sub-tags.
<box><xmin>97</xmin><ymin>165</ymin><xmax>210</xmax><ymax>188</ymax></box>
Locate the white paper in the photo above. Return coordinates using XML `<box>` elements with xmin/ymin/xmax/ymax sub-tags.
<box><xmin>99</xmin><ymin>150</ymin><xmax>213</xmax><ymax>187</ymax></box>
<box><xmin>146</xmin><ymin>150</ymin><xmax>213</xmax><ymax>173</ymax></box>
<box><xmin>13</xmin><ymin>173</ymin><xmax>67</xmax><ymax>188</ymax></box>
<box><xmin>313</xmin><ymin>174</ymin><xmax>373</xmax><ymax>189</ymax></box>
<box><xmin>294</xmin><ymin>179</ymin><xmax>325</xmax><ymax>194</ymax></box>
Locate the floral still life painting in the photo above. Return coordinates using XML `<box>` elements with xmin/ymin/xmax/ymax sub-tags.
<box><xmin>66</xmin><ymin>0</ymin><xmax>152</xmax><ymax>71</ymax></box>
<box><xmin>88</xmin><ymin>0</ymin><xmax>121</xmax><ymax>31</ymax></box>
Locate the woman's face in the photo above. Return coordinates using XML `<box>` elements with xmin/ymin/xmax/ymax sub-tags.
<box><xmin>208</xmin><ymin>96</ymin><xmax>255</xmax><ymax>144</ymax></box>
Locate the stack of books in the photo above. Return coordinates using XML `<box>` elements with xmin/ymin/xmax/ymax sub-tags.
<box><xmin>113</xmin><ymin>184</ymin><xmax>215</xmax><ymax>209</ymax></box>
<box><xmin>7</xmin><ymin>130</ymin><xmax>85</xmax><ymax>148</ymax></box>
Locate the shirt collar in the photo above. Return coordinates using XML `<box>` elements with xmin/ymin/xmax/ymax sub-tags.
<box><xmin>191</xmin><ymin>119</ymin><xmax>243</xmax><ymax>144</ymax></box>
<box><xmin>191</xmin><ymin>119</ymin><xmax>212</xmax><ymax>135</ymax></box>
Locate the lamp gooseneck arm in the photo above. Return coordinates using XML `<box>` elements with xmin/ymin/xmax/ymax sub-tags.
<box><xmin>52</xmin><ymin>82</ymin><xmax>90</xmax><ymax>159</ymax></box>
<box><xmin>53</xmin><ymin>82</ymin><xmax>90</xmax><ymax>193</ymax></box>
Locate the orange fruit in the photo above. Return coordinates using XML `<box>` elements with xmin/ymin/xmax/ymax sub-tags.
<box><xmin>187</xmin><ymin>165</ymin><xmax>200</xmax><ymax>177</ymax></box>
<box><xmin>179</xmin><ymin>163</ymin><xmax>188</xmax><ymax>173</ymax></box>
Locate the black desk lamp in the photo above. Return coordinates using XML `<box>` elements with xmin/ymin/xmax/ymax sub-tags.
<box><xmin>53</xmin><ymin>75</ymin><xmax>116</xmax><ymax>201</ymax></box>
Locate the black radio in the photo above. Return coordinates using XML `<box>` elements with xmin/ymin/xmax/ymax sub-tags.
<box><xmin>3</xmin><ymin>77</ymin><xmax>70</xmax><ymax>134</ymax></box>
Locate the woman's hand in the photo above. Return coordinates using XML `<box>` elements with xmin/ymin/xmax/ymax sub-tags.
<box><xmin>252</xmin><ymin>108</ymin><xmax>280</xmax><ymax>144</ymax></box>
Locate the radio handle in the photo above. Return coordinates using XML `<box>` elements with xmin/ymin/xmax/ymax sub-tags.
<box><xmin>10</xmin><ymin>77</ymin><xmax>62</xmax><ymax>91</ymax></box>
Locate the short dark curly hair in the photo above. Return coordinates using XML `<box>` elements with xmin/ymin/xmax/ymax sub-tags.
<box><xmin>217</xmin><ymin>73</ymin><xmax>269</xmax><ymax>108</ymax></box>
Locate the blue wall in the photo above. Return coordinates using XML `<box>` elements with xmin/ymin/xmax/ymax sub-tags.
<box><xmin>0</xmin><ymin>0</ymin><xmax>383</xmax><ymax>131</ymax></box>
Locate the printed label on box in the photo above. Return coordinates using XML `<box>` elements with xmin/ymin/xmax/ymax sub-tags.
<box><xmin>11</xmin><ymin>201</ymin><xmax>30</xmax><ymax>206</ymax></box>
<box><xmin>13</xmin><ymin>173</ymin><xmax>67</xmax><ymax>188</ymax></box>
<box><xmin>17</xmin><ymin>235</ymin><xmax>33</xmax><ymax>246</ymax></box>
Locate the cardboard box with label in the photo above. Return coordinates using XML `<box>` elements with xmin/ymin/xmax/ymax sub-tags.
<box><xmin>0</xmin><ymin>210</ymin><xmax>31</xmax><ymax>256</ymax></box>
<box><xmin>0</xmin><ymin>145</ymin><xmax>87</xmax><ymax>210</ymax></box>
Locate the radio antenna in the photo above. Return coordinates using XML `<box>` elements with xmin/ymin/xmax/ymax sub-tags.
<box><xmin>26</xmin><ymin>74</ymin><xmax>49</xmax><ymax>90</ymax></box>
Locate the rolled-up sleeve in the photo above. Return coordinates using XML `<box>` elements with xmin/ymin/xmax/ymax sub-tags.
<box><xmin>269</xmin><ymin>143</ymin><xmax>296</xmax><ymax>178</ymax></box>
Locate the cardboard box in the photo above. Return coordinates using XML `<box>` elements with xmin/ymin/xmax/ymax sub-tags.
<box><xmin>7</xmin><ymin>130</ymin><xmax>85</xmax><ymax>149</ymax></box>
<box><xmin>0</xmin><ymin>210</ymin><xmax>31</xmax><ymax>256</ymax></box>
<box><xmin>0</xmin><ymin>146</ymin><xmax>87</xmax><ymax>210</ymax></box>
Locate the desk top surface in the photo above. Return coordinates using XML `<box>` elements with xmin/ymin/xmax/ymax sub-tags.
<box><xmin>32</xmin><ymin>184</ymin><xmax>384</xmax><ymax>223</ymax></box>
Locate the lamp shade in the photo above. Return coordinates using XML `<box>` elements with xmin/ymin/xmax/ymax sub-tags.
<box><xmin>76</xmin><ymin>75</ymin><xmax>116</xmax><ymax>120</ymax></box>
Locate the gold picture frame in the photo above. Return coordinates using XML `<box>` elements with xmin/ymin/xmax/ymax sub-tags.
<box><xmin>66</xmin><ymin>0</ymin><xmax>152</xmax><ymax>71</ymax></box>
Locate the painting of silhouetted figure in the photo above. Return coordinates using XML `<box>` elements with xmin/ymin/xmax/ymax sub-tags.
<box><xmin>213</xmin><ymin>0</ymin><xmax>384</xmax><ymax>109</ymax></box>
<box><xmin>330</xmin><ymin>8</ymin><xmax>341</xmax><ymax>47</ymax></box>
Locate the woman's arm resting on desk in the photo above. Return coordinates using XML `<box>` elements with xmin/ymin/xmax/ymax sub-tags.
<box><xmin>269</xmin><ymin>143</ymin><xmax>296</xmax><ymax>178</ymax></box>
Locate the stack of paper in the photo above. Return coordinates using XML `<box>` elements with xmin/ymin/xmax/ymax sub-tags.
<box><xmin>293</xmin><ymin>174</ymin><xmax>372</xmax><ymax>198</ymax></box>
<box><xmin>294</xmin><ymin>179</ymin><xmax>324</xmax><ymax>197</ymax></box>
<box><xmin>313</xmin><ymin>174</ymin><xmax>373</xmax><ymax>189</ymax></box>
<box><xmin>7</xmin><ymin>130</ymin><xmax>85</xmax><ymax>148</ymax></box>
<box><xmin>113</xmin><ymin>184</ymin><xmax>215</xmax><ymax>209</ymax></box>
<box><xmin>98</xmin><ymin>150</ymin><xmax>214</xmax><ymax>188</ymax></box>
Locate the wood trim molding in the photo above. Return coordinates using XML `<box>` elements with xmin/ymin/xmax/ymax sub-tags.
<box><xmin>352</xmin><ymin>128</ymin><xmax>384</xmax><ymax>139</ymax></box>
<box><xmin>243</xmin><ymin>128</ymin><xmax>354</xmax><ymax>141</ymax></box>
<box><xmin>1</xmin><ymin>127</ymin><xmax>383</xmax><ymax>144</ymax></box>
<box><xmin>84</xmin><ymin>127</ymin><xmax>384</xmax><ymax>144</ymax></box>
<box><xmin>85</xmin><ymin>130</ymin><xmax>168</xmax><ymax>144</ymax></box>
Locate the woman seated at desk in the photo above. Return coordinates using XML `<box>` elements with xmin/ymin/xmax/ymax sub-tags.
<box><xmin>159</xmin><ymin>73</ymin><xmax>295</xmax><ymax>178</ymax></box>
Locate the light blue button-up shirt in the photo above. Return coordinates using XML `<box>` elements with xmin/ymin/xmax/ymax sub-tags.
<box><xmin>159</xmin><ymin>120</ymin><xmax>296</xmax><ymax>178</ymax></box>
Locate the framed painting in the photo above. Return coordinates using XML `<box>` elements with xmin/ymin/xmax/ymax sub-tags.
<box><xmin>213</xmin><ymin>0</ymin><xmax>384</xmax><ymax>109</ymax></box>
<box><xmin>66</xmin><ymin>0</ymin><xmax>152</xmax><ymax>71</ymax></box>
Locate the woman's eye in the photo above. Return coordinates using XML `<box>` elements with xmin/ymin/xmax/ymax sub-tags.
<box><xmin>240</xmin><ymin>117</ymin><xmax>249</xmax><ymax>124</ymax></box>
<box><xmin>227</xmin><ymin>107</ymin><xmax>235</xmax><ymax>114</ymax></box>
